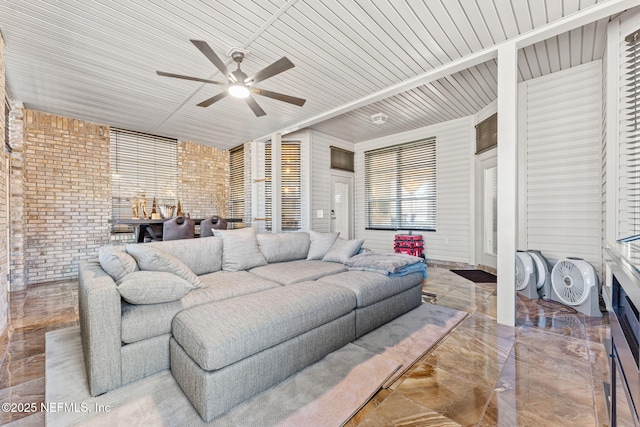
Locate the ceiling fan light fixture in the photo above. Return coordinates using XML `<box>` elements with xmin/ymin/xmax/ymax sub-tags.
<box><xmin>228</xmin><ymin>83</ymin><xmax>250</xmax><ymax>98</ymax></box>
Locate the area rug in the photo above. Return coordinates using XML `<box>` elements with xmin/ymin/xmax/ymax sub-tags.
<box><xmin>450</xmin><ymin>269</ymin><xmax>497</xmax><ymax>283</ymax></box>
<box><xmin>353</xmin><ymin>303</ymin><xmax>468</xmax><ymax>387</ymax></box>
<box><xmin>45</xmin><ymin>302</ymin><xmax>466</xmax><ymax>426</ymax></box>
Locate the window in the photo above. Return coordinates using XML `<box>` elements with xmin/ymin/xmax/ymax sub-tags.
<box><xmin>281</xmin><ymin>142</ymin><xmax>302</xmax><ymax>231</ymax></box>
<box><xmin>475</xmin><ymin>113</ymin><xmax>497</xmax><ymax>154</ymax></box>
<box><xmin>264</xmin><ymin>141</ymin><xmax>302</xmax><ymax>231</ymax></box>
<box><xmin>110</xmin><ymin>129</ymin><xmax>177</xmax><ymax>232</ymax></box>
<box><xmin>229</xmin><ymin>145</ymin><xmax>245</xmax><ymax>229</ymax></box>
<box><xmin>625</xmin><ymin>28</ymin><xmax>640</xmax><ymax>234</ymax></box>
<box><xmin>330</xmin><ymin>146</ymin><xmax>354</xmax><ymax>172</ymax></box>
<box><xmin>365</xmin><ymin>138</ymin><xmax>436</xmax><ymax>231</ymax></box>
<box><xmin>4</xmin><ymin>98</ymin><xmax>10</xmax><ymax>153</ymax></box>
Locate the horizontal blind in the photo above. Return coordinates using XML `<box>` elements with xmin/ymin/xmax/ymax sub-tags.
<box><xmin>625</xmin><ymin>29</ymin><xmax>640</xmax><ymax>234</ymax></box>
<box><xmin>282</xmin><ymin>141</ymin><xmax>301</xmax><ymax>231</ymax></box>
<box><xmin>229</xmin><ymin>145</ymin><xmax>245</xmax><ymax>229</ymax></box>
<box><xmin>110</xmin><ymin>129</ymin><xmax>177</xmax><ymax>232</ymax></box>
<box><xmin>264</xmin><ymin>143</ymin><xmax>273</xmax><ymax>231</ymax></box>
<box><xmin>264</xmin><ymin>141</ymin><xmax>301</xmax><ymax>232</ymax></box>
<box><xmin>365</xmin><ymin>137</ymin><xmax>437</xmax><ymax>231</ymax></box>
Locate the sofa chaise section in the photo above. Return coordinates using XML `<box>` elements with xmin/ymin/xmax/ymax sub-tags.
<box><xmin>170</xmin><ymin>281</ymin><xmax>357</xmax><ymax>421</ymax></box>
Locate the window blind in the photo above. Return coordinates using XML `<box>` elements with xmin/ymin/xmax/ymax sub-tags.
<box><xmin>330</xmin><ymin>146</ymin><xmax>354</xmax><ymax>172</ymax></box>
<box><xmin>110</xmin><ymin>129</ymin><xmax>177</xmax><ymax>232</ymax></box>
<box><xmin>365</xmin><ymin>137</ymin><xmax>437</xmax><ymax>231</ymax></box>
<box><xmin>281</xmin><ymin>142</ymin><xmax>301</xmax><ymax>231</ymax></box>
<box><xmin>625</xmin><ymin>29</ymin><xmax>640</xmax><ymax>234</ymax></box>
<box><xmin>264</xmin><ymin>141</ymin><xmax>301</xmax><ymax>232</ymax></box>
<box><xmin>4</xmin><ymin>98</ymin><xmax>11</xmax><ymax>153</ymax></box>
<box><xmin>475</xmin><ymin>113</ymin><xmax>497</xmax><ymax>154</ymax></box>
<box><xmin>229</xmin><ymin>145</ymin><xmax>245</xmax><ymax>229</ymax></box>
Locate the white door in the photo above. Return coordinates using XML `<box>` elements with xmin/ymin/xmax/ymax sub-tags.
<box><xmin>330</xmin><ymin>175</ymin><xmax>353</xmax><ymax>239</ymax></box>
<box><xmin>476</xmin><ymin>151</ymin><xmax>497</xmax><ymax>269</ymax></box>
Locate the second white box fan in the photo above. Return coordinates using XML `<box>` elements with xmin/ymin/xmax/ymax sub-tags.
<box><xmin>550</xmin><ymin>257</ymin><xmax>601</xmax><ymax>317</ymax></box>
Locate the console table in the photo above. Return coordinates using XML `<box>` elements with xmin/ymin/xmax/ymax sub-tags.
<box><xmin>110</xmin><ymin>218</ymin><xmax>242</xmax><ymax>243</ymax></box>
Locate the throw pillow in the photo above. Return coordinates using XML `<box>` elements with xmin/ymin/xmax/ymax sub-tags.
<box><xmin>116</xmin><ymin>271</ymin><xmax>194</xmax><ymax>304</ymax></box>
<box><xmin>322</xmin><ymin>238</ymin><xmax>365</xmax><ymax>264</ymax></box>
<box><xmin>126</xmin><ymin>244</ymin><xmax>204</xmax><ymax>289</ymax></box>
<box><xmin>213</xmin><ymin>227</ymin><xmax>268</xmax><ymax>271</ymax></box>
<box><xmin>306</xmin><ymin>231</ymin><xmax>340</xmax><ymax>260</ymax></box>
<box><xmin>98</xmin><ymin>246</ymin><xmax>139</xmax><ymax>282</ymax></box>
<box><xmin>257</xmin><ymin>232</ymin><xmax>311</xmax><ymax>263</ymax></box>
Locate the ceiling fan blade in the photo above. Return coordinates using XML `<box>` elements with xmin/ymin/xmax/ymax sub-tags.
<box><xmin>190</xmin><ymin>40</ymin><xmax>234</xmax><ymax>81</ymax></box>
<box><xmin>245</xmin><ymin>96</ymin><xmax>266</xmax><ymax>117</ymax></box>
<box><xmin>156</xmin><ymin>71</ymin><xmax>225</xmax><ymax>85</ymax></box>
<box><xmin>251</xmin><ymin>87</ymin><xmax>306</xmax><ymax>106</ymax></box>
<box><xmin>197</xmin><ymin>92</ymin><xmax>228</xmax><ymax>108</ymax></box>
<box><xmin>245</xmin><ymin>57</ymin><xmax>295</xmax><ymax>85</ymax></box>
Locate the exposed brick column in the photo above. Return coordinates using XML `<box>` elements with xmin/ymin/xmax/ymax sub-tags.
<box><xmin>0</xmin><ymin>32</ymin><xmax>8</xmax><ymax>332</ymax></box>
<box><xmin>8</xmin><ymin>101</ymin><xmax>25</xmax><ymax>291</ymax></box>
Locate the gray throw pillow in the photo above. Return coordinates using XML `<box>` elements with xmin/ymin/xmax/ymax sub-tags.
<box><xmin>322</xmin><ymin>238</ymin><xmax>365</xmax><ymax>264</ymax></box>
<box><xmin>257</xmin><ymin>232</ymin><xmax>311</xmax><ymax>263</ymax></box>
<box><xmin>116</xmin><ymin>271</ymin><xmax>194</xmax><ymax>304</ymax></box>
<box><xmin>213</xmin><ymin>227</ymin><xmax>268</xmax><ymax>271</ymax></box>
<box><xmin>126</xmin><ymin>244</ymin><xmax>204</xmax><ymax>289</ymax></box>
<box><xmin>98</xmin><ymin>246</ymin><xmax>139</xmax><ymax>282</ymax></box>
<box><xmin>307</xmin><ymin>231</ymin><xmax>340</xmax><ymax>260</ymax></box>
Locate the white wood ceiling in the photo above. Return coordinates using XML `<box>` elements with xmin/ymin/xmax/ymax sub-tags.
<box><xmin>0</xmin><ymin>0</ymin><xmax>620</xmax><ymax>148</ymax></box>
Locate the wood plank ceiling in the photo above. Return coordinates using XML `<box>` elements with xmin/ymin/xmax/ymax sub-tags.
<box><xmin>0</xmin><ymin>0</ymin><xmax>614</xmax><ymax>148</ymax></box>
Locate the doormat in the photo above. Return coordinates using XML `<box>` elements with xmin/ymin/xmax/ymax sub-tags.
<box><xmin>450</xmin><ymin>269</ymin><xmax>497</xmax><ymax>283</ymax></box>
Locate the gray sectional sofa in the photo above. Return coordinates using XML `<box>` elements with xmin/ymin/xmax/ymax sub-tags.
<box><xmin>78</xmin><ymin>228</ymin><xmax>425</xmax><ymax>421</ymax></box>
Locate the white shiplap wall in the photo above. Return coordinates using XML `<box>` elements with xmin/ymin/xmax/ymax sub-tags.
<box><xmin>519</xmin><ymin>61</ymin><xmax>603</xmax><ymax>270</ymax></box>
<box><xmin>309</xmin><ymin>131</ymin><xmax>355</xmax><ymax>233</ymax></box>
<box><xmin>355</xmin><ymin>116</ymin><xmax>475</xmax><ymax>262</ymax></box>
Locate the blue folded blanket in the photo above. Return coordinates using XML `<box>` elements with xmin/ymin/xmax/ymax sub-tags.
<box><xmin>346</xmin><ymin>252</ymin><xmax>427</xmax><ymax>278</ymax></box>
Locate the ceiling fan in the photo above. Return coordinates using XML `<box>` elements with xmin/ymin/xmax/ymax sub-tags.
<box><xmin>157</xmin><ymin>40</ymin><xmax>306</xmax><ymax>117</ymax></box>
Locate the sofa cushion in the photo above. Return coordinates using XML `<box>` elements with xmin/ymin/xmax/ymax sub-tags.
<box><xmin>306</xmin><ymin>231</ymin><xmax>339</xmax><ymax>260</ymax></box>
<box><xmin>126</xmin><ymin>244</ymin><xmax>204</xmax><ymax>289</ymax></box>
<box><xmin>322</xmin><ymin>238</ymin><xmax>364</xmax><ymax>264</ymax></box>
<box><xmin>172</xmin><ymin>281</ymin><xmax>356</xmax><ymax>371</ymax></box>
<box><xmin>213</xmin><ymin>227</ymin><xmax>267</xmax><ymax>271</ymax></box>
<box><xmin>317</xmin><ymin>270</ymin><xmax>424</xmax><ymax>307</ymax></box>
<box><xmin>148</xmin><ymin>237</ymin><xmax>223</xmax><ymax>275</ymax></box>
<box><xmin>116</xmin><ymin>271</ymin><xmax>194</xmax><ymax>305</ymax></box>
<box><xmin>256</xmin><ymin>232</ymin><xmax>310</xmax><ymax>263</ymax></box>
<box><xmin>181</xmin><ymin>271</ymin><xmax>281</xmax><ymax>309</ymax></box>
<box><xmin>249</xmin><ymin>260</ymin><xmax>347</xmax><ymax>285</ymax></box>
<box><xmin>121</xmin><ymin>300</ymin><xmax>183</xmax><ymax>343</ymax></box>
<box><xmin>98</xmin><ymin>246</ymin><xmax>139</xmax><ymax>282</ymax></box>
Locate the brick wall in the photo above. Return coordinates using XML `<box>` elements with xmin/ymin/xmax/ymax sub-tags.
<box><xmin>0</xmin><ymin>32</ymin><xmax>8</xmax><ymax>332</ymax></box>
<box><xmin>177</xmin><ymin>140</ymin><xmax>229</xmax><ymax>219</ymax></box>
<box><xmin>21</xmin><ymin>111</ymin><xmax>111</xmax><ymax>285</ymax></box>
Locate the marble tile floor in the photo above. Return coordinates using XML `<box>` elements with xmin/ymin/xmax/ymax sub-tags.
<box><xmin>0</xmin><ymin>268</ymin><xmax>617</xmax><ymax>426</ymax></box>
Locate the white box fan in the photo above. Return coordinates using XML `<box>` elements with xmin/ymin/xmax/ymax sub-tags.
<box><xmin>515</xmin><ymin>250</ymin><xmax>551</xmax><ymax>299</ymax></box>
<box><xmin>550</xmin><ymin>257</ymin><xmax>601</xmax><ymax>317</ymax></box>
